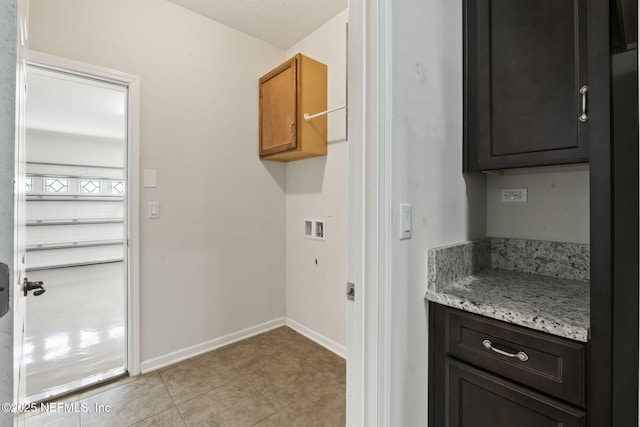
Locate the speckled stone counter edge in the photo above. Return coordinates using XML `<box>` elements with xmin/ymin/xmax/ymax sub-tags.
<box><xmin>425</xmin><ymin>238</ymin><xmax>590</xmax><ymax>342</ymax></box>
<box><xmin>425</xmin><ymin>269</ymin><xmax>590</xmax><ymax>342</ymax></box>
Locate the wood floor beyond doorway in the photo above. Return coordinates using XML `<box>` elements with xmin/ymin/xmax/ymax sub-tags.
<box><xmin>25</xmin><ymin>326</ymin><xmax>346</xmax><ymax>426</ymax></box>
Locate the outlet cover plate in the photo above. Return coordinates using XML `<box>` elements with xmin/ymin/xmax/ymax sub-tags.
<box><xmin>500</xmin><ymin>188</ymin><xmax>528</xmax><ymax>203</ymax></box>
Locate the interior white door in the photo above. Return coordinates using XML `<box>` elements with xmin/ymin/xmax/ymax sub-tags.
<box><xmin>13</xmin><ymin>2</ymin><xmax>29</xmax><ymax>423</ymax></box>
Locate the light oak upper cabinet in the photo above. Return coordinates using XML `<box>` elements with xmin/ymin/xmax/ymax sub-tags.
<box><xmin>259</xmin><ymin>54</ymin><xmax>327</xmax><ymax>161</ymax></box>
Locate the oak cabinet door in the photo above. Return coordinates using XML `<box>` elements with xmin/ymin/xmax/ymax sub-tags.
<box><xmin>259</xmin><ymin>57</ymin><xmax>298</xmax><ymax>156</ymax></box>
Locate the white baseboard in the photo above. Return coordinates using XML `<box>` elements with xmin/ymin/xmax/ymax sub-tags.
<box><xmin>285</xmin><ymin>317</ymin><xmax>347</xmax><ymax>359</ymax></box>
<box><xmin>139</xmin><ymin>316</ymin><xmax>346</xmax><ymax>373</ymax></box>
<box><xmin>140</xmin><ymin>317</ymin><xmax>285</xmax><ymax>373</ymax></box>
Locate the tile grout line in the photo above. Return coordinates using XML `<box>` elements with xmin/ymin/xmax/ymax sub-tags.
<box><xmin>233</xmin><ymin>368</ymin><xmax>281</xmax><ymax>422</ymax></box>
<box><xmin>237</xmin><ymin>346</ymin><xmax>338</xmax><ymax>425</ymax></box>
<box><xmin>147</xmin><ymin>372</ymin><xmax>188</xmax><ymax>427</ymax></box>
<box><xmin>160</xmin><ymin>356</ymin><xmax>243</xmax><ymax>406</ymax></box>
<box><xmin>156</xmin><ymin>369</ymin><xmax>180</xmax><ymax>407</ymax></box>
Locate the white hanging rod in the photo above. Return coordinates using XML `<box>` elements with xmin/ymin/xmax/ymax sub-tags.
<box><xmin>304</xmin><ymin>104</ymin><xmax>348</xmax><ymax>122</ymax></box>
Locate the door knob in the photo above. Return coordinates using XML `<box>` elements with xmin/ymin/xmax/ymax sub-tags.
<box><xmin>23</xmin><ymin>278</ymin><xmax>46</xmax><ymax>297</ymax></box>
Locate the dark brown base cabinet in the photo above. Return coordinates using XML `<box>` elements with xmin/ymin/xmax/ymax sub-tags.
<box><xmin>429</xmin><ymin>303</ymin><xmax>587</xmax><ymax>426</ymax></box>
<box><xmin>447</xmin><ymin>361</ymin><xmax>585</xmax><ymax>426</ymax></box>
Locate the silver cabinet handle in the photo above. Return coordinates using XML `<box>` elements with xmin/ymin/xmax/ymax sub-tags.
<box><xmin>289</xmin><ymin>121</ymin><xmax>295</xmax><ymax>137</ymax></box>
<box><xmin>482</xmin><ymin>339</ymin><xmax>528</xmax><ymax>362</ymax></box>
<box><xmin>579</xmin><ymin>85</ymin><xmax>589</xmax><ymax>123</ymax></box>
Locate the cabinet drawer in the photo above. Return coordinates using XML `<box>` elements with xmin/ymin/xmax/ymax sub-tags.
<box><xmin>443</xmin><ymin>306</ymin><xmax>586</xmax><ymax>407</ymax></box>
<box><xmin>448</xmin><ymin>359</ymin><xmax>586</xmax><ymax>426</ymax></box>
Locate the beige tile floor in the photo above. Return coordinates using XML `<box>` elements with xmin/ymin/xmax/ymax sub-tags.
<box><xmin>25</xmin><ymin>327</ymin><xmax>346</xmax><ymax>427</ymax></box>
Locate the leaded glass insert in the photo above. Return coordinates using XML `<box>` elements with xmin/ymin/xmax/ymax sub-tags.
<box><xmin>44</xmin><ymin>179</ymin><xmax>68</xmax><ymax>193</ymax></box>
<box><xmin>110</xmin><ymin>181</ymin><xmax>125</xmax><ymax>194</ymax></box>
<box><xmin>80</xmin><ymin>180</ymin><xmax>101</xmax><ymax>193</ymax></box>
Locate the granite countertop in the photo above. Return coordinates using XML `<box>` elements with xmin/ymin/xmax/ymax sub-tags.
<box><xmin>425</xmin><ymin>269</ymin><xmax>590</xmax><ymax>342</ymax></box>
<box><xmin>425</xmin><ymin>238</ymin><xmax>590</xmax><ymax>342</ymax></box>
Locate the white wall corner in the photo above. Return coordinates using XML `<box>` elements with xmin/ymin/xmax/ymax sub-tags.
<box><xmin>285</xmin><ymin>317</ymin><xmax>347</xmax><ymax>359</ymax></box>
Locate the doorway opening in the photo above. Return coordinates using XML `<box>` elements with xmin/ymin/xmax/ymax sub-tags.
<box><xmin>23</xmin><ymin>63</ymin><xmax>132</xmax><ymax>402</ymax></box>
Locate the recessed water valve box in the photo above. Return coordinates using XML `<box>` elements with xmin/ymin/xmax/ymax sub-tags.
<box><xmin>304</xmin><ymin>219</ymin><xmax>325</xmax><ymax>241</ymax></box>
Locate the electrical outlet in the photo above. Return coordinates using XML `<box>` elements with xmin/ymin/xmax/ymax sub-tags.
<box><xmin>500</xmin><ymin>188</ymin><xmax>528</xmax><ymax>203</ymax></box>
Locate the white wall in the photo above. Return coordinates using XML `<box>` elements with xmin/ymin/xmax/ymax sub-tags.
<box><xmin>29</xmin><ymin>0</ymin><xmax>287</xmax><ymax>365</ymax></box>
<box><xmin>487</xmin><ymin>169</ymin><xmax>590</xmax><ymax>244</ymax></box>
<box><xmin>0</xmin><ymin>1</ymin><xmax>16</xmax><ymax>425</ymax></box>
<box><xmin>284</xmin><ymin>9</ymin><xmax>348</xmax><ymax>352</ymax></box>
<box><xmin>387</xmin><ymin>0</ymin><xmax>487</xmax><ymax>424</ymax></box>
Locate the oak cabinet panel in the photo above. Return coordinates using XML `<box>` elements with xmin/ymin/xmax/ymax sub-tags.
<box><xmin>259</xmin><ymin>54</ymin><xmax>327</xmax><ymax>162</ymax></box>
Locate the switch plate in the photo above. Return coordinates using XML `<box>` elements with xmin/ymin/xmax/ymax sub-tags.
<box><xmin>148</xmin><ymin>201</ymin><xmax>160</xmax><ymax>219</ymax></box>
<box><xmin>399</xmin><ymin>203</ymin><xmax>412</xmax><ymax>240</ymax></box>
<box><xmin>500</xmin><ymin>188</ymin><xmax>528</xmax><ymax>203</ymax></box>
<box><xmin>144</xmin><ymin>169</ymin><xmax>157</xmax><ymax>188</ymax></box>
<box><xmin>326</xmin><ymin>202</ymin><xmax>334</xmax><ymax>217</ymax></box>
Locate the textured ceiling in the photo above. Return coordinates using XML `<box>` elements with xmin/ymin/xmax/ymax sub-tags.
<box><xmin>165</xmin><ymin>0</ymin><xmax>348</xmax><ymax>49</ymax></box>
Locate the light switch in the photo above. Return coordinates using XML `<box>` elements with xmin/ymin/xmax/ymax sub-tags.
<box><xmin>399</xmin><ymin>203</ymin><xmax>412</xmax><ymax>240</ymax></box>
<box><xmin>148</xmin><ymin>201</ymin><xmax>160</xmax><ymax>219</ymax></box>
<box><xmin>144</xmin><ymin>169</ymin><xmax>157</xmax><ymax>188</ymax></box>
<box><xmin>326</xmin><ymin>202</ymin><xmax>334</xmax><ymax>217</ymax></box>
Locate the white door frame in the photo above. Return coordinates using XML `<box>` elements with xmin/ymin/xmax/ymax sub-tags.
<box><xmin>347</xmin><ymin>0</ymin><xmax>392</xmax><ymax>425</ymax></box>
<box><xmin>26</xmin><ymin>50</ymin><xmax>141</xmax><ymax>377</ymax></box>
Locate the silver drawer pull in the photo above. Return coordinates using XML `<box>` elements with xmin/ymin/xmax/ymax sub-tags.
<box><xmin>579</xmin><ymin>85</ymin><xmax>589</xmax><ymax>123</ymax></box>
<box><xmin>482</xmin><ymin>339</ymin><xmax>529</xmax><ymax>362</ymax></box>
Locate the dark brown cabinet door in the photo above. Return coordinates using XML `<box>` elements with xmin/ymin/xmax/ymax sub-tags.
<box><xmin>464</xmin><ymin>0</ymin><xmax>590</xmax><ymax>171</ymax></box>
<box><xmin>447</xmin><ymin>359</ymin><xmax>586</xmax><ymax>426</ymax></box>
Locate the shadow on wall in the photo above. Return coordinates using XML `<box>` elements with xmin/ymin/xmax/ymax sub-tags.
<box><xmin>283</xmin><ymin>155</ymin><xmax>328</xmax><ymax>194</ymax></box>
<box><xmin>261</xmin><ymin>160</ymin><xmax>287</xmax><ymax>192</ymax></box>
<box><xmin>464</xmin><ymin>172</ymin><xmax>488</xmax><ymax>238</ymax></box>
<box><xmin>328</xmin><ymin>129</ymin><xmax>348</xmax><ymax>145</ymax></box>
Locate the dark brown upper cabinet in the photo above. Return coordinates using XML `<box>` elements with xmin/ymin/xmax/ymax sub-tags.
<box><xmin>464</xmin><ymin>0</ymin><xmax>591</xmax><ymax>172</ymax></box>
